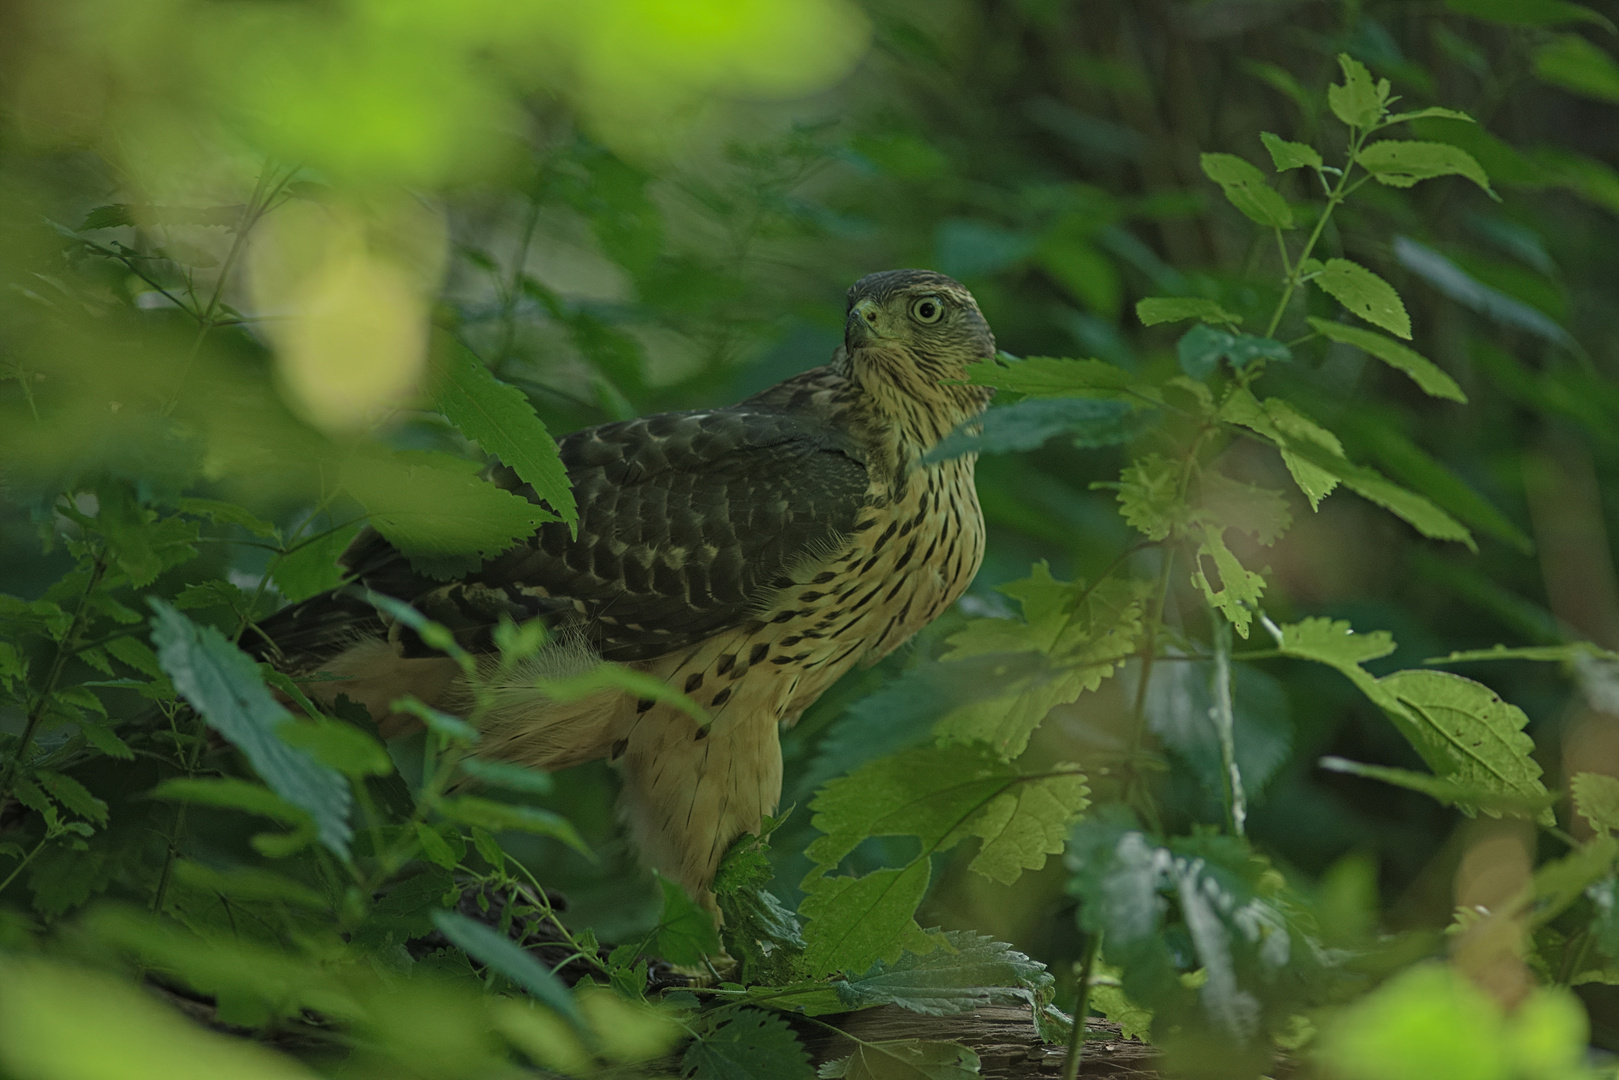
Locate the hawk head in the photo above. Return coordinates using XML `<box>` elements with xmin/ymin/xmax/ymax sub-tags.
<box><xmin>837</xmin><ymin>268</ymin><xmax>995</xmax><ymax>447</ymax></box>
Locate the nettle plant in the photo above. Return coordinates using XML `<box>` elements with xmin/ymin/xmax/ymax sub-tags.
<box><xmin>1</xmin><ymin>53</ymin><xmax>1616</xmax><ymax>1080</ymax></box>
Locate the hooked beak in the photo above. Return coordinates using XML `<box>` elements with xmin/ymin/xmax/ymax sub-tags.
<box><xmin>846</xmin><ymin>298</ymin><xmax>883</xmax><ymax>348</ymax></box>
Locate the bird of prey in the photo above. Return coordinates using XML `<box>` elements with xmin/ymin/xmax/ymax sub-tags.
<box><xmin>261</xmin><ymin>269</ymin><xmax>995</xmax><ymax>910</ymax></box>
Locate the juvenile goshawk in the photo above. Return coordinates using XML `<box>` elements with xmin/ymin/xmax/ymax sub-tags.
<box><xmin>262</xmin><ymin>269</ymin><xmax>995</xmax><ymax>908</ymax></box>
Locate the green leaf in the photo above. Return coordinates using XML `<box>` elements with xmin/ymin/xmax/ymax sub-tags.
<box><xmin>1189</xmin><ymin>526</ymin><xmax>1266</xmax><ymax>638</ymax></box>
<box><xmin>1428</xmin><ymin>643</ymin><xmax>1619</xmax><ymax>665</ymax></box>
<box><xmin>1115</xmin><ymin>454</ymin><xmax>1182</xmax><ymax>540</ymax></box>
<box><xmin>342</xmin><ymin>449</ymin><xmax>555</xmax><ymax>577</ymax></box>
<box><xmin>924</xmin><ymin>397</ymin><xmax>1143</xmax><ymax>463</ymax></box>
<box><xmin>275</xmin><ymin>717</ymin><xmax>392</xmax><ymax>777</ymax></box>
<box><xmin>455</xmin><ymin>757</ymin><xmax>553</xmax><ymax>794</ymax></box>
<box><xmin>1197</xmin><ymin>471</ymin><xmax>1293</xmax><ymax>547</ymax></box>
<box><xmin>799</xmin><ymin>863</ymin><xmax>935</xmax><ymax>979</ymax></box>
<box><xmin>414</xmin><ymin>821</ymin><xmax>461</xmax><ymax>869</ymax></box>
<box><xmin>391</xmin><ymin>694</ymin><xmax>480</xmax><ymax>742</ymax></box>
<box><xmin>178</xmin><ymin>498</ymin><xmax>279</xmax><ymax>539</ymax></box>
<box><xmin>820</xmin><ymin>1040</ymin><xmax>981</xmax><ymax>1080</ymax></box>
<box><xmin>1393</xmin><ymin>236</ymin><xmax>1574</xmax><ymax>348</ymax></box>
<box><xmin>1283</xmin><ymin>439</ymin><xmax>1475</xmax><ymax>547</ymax></box>
<box><xmin>0</xmin><ymin>639</ymin><xmax>25</xmax><ymax>695</ymax></box>
<box><xmin>1382</xmin><ymin>106</ymin><xmax>1478</xmax><ymax>126</ymax></box>
<box><xmin>150</xmin><ymin>778</ymin><xmax>310</xmax><ymax>825</ymax></box>
<box><xmin>1147</xmin><ymin>659</ymin><xmax>1294</xmax><ymax>802</ymax></box>
<box><xmin>1273</xmin><ymin>620</ymin><xmax>1552</xmax><ymax>824</ymax></box>
<box><xmin>1357</xmin><ymin>140</ymin><xmax>1498</xmax><ymax>199</ymax></box>
<box><xmin>1328</xmin><ymin>53</ymin><xmax>1391</xmax><ymax>129</ymax></box>
<box><xmin>435</xmin><ymin>796</ymin><xmax>590</xmax><ymax>855</ymax></box>
<box><xmin>1200</xmin><ymin>153</ymin><xmax>1294</xmax><ymax>228</ymax></box>
<box><xmin>429</xmin><ymin>339</ymin><xmax>577</xmax><ymax>527</ymax></box>
<box><xmin>1307</xmin><ymin>317</ymin><xmax>1465</xmax><ymax>401</ymax></box>
<box><xmin>1135</xmin><ymin>297</ymin><xmax>1242</xmax><ymax>327</ymax></box>
<box><xmin>169</xmin><ymin>861</ymin><xmax>329</xmax><ymax>910</ymax></box>
<box><xmin>1313</xmin><ymin>258</ymin><xmax>1411</xmax><ymax>339</ymax></box>
<box><xmin>34</xmin><ymin>770</ymin><xmax>108</xmax><ymax>826</ymax></box>
<box><xmin>1259</xmin><ymin>132</ymin><xmax>1322</xmax><ymax>173</ymax></box>
<box><xmin>1446</xmin><ymin>0</ymin><xmax>1616</xmax><ymax>32</ymax></box>
<box><xmin>681</xmin><ymin>1008</ymin><xmax>813</xmax><ymax>1080</ymax></box>
<box><xmin>149</xmin><ymin>601</ymin><xmax>351</xmax><ymax>859</ymax></box>
<box><xmin>1089</xmin><ymin>963</ymin><xmax>1155</xmax><ymax>1042</ymax></box>
<box><xmin>0</xmin><ymin>955</ymin><xmax>321</xmax><ymax>1080</ymax></box>
<box><xmin>1317</xmin><ymin>964</ymin><xmax>1593</xmax><ymax>1080</ymax></box>
<box><xmin>1575</xmin><ymin>773</ymin><xmax>1619</xmax><ymax>834</ymax></box>
<box><xmin>271</xmin><ymin>523</ymin><xmax>362</xmax><ymax>603</ymax></box>
<box><xmin>1534</xmin><ymin>33</ymin><xmax>1619</xmax><ymax>103</ymax></box>
<box><xmin>652</xmin><ymin>873</ymin><xmax>722</xmax><ymax>965</ymax></box>
<box><xmin>1219</xmin><ymin>391</ymin><xmax>1340</xmax><ymax>509</ymax></box>
<box><xmin>1176</xmin><ymin>324</ymin><xmax>1291</xmax><ymax>378</ymax></box>
<box><xmin>1318</xmin><ymin>756</ymin><xmax>1553</xmax><ymax>819</ymax></box>
<box><xmin>963</xmin><ymin>355</ymin><xmax>1140</xmax><ymax>399</ymax></box>
<box><xmin>430</xmin><ymin>910</ymin><xmax>585</xmax><ymax>1030</ymax></box>
<box><xmin>529</xmin><ymin>664</ymin><xmax>710</xmax><ymax>727</ymax></box>
<box><xmin>836</xmin><ymin>931</ymin><xmax>1052</xmax><ymax>1015</ymax></box>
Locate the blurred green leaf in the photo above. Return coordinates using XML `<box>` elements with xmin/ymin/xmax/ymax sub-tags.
<box><xmin>1446</xmin><ymin>0</ymin><xmax>1616</xmax><ymax>32</ymax></box>
<box><xmin>964</xmin><ymin>355</ymin><xmax>1143</xmax><ymax>400</ymax></box>
<box><xmin>271</xmin><ymin>523</ymin><xmax>362</xmax><ymax>603</ymax></box>
<box><xmin>455</xmin><ymin>757</ymin><xmax>552</xmax><ymax>795</ymax></box>
<box><xmin>149</xmin><ymin>600</ymin><xmax>352</xmax><ymax>859</ymax></box>
<box><xmin>275</xmin><ymin>717</ymin><xmax>393</xmax><ymax>777</ymax></box>
<box><xmin>925</xmin><ymin>397</ymin><xmax>1141</xmax><ymax>463</ymax></box>
<box><xmin>1574</xmin><ymin>773</ymin><xmax>1619</xmax><ymax>834</ymax></box>
<box><xmin>1318</xmin><ymin>756</ymin><xmax>1552</xmax><ymax>819</ymax></box>
<box><xmin>1176</xmin><ymin>324</ymin><xmax>1290</xmax><ymax>378</ymax></box>
<box><xmin>1136</xmin><ymin>296</ymin><xmax>1241</xmax><ymax>328</ymax></box>
<box><xmin>1428</xmin><ymin>643</ymin><xmax>1619</xmax><ymax>664</ymax></box>
<box><xmin>1534</xmin><ymin>33</ymin><xmax>1619</xmax><ymax>102</ymax></box>
<box><xmin>435</xmin><ymin>796</ymin><xmax>590</xmax><ymax>856</ymax></box>
<box><xmin>1394</xmin><ymin>236</ymin><xmax>1575</xmax><ymax>347</ymax></box>
<box><xmin>150</xmin><ymin>777</ymin><xmax>310</xmax><ymax>826</ymax></box>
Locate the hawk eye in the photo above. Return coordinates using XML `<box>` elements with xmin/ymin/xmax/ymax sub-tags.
<box><xmin>909</xmin><ymin>296</ymin><xmax>944</xmax><ymax>324</ymax></box>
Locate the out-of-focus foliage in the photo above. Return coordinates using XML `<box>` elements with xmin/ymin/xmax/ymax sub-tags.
<box><xmin>5</xmin><ymin>0</ymin><xmax>1619</xmax><ymax>1077</ymax></box>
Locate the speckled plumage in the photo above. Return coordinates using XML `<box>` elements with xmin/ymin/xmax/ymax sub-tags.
<box><xmin>261</xmin><ymin>269</ymin><xmax>995</xmax><ymax>907</ymax></box>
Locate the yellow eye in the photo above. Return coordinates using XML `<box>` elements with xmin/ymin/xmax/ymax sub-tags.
<box><xmin>909</xmin><ymin>296</ymin><xmax>944</xmax><ymax>324</ymax></box>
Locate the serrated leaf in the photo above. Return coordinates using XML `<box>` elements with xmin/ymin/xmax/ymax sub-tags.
<box><xmin>1259</xmin><ymin>132</ymin><xmax>1323</xmax><ymax>173</ymax></box>
<box><xmin>1428</xmin><ymin>643</ymin><xmax>1619</xmax><ymax>665</ymax></box>
<box><xmin>1281</xmin><ymin>438</ymin><xmax>1475</xmax><ymax>547</ymax></box>
<box><xmin>1197</xmin><ymin>471</ymin><xmax>1292</xmax><ymax>546</ymax></box>
<box><xmin>963</xmin><ymin>355</ymin><xmax>1141</xmax><ymax>400</ymax></box>
<box><xmin>1575</xmin><ymin>773</ymin><xmax>1619</xmax><ymax>834</ymax></box>
<box><xmin>1328</xmin><ymin>53</ymin><xmax>1390</xmax><ymax>129</ymax></box>
<box><xmin>965</xmin><ymin>770</ymin><xmax>1090</xmax><ymax>884</ymax></box>
<box><xmin>0</xmin><ymin>640</ymin><xmax>26</xmax><ymax>695</ymax></box>
<box><xmin>429</xmin><ymin>339</ymin><xmax>576</xmax><ymax>528</ymax></box>
<box><xmin>652</xmin><ymin>873</ymin><xmax>722</xmax><ymax>965</ymax></box>
<box><xmin>1136</xmin><ymin>297</ymin><xmax>1242</xmax><ymax>327</ymax></box>
<box><xmin>1089</xmin><ymin>963</ymin><xmax>1155</xmax><ymax>1041</ymax></box>
<box><xmin>1115</xmin><ymin>453</ymin><xmax>1182</xmax><ymax>540</ymax></box>
<box><xmin>1200</xmin><ymin>153</ymin><xmax>1294</xmax><ymax>228</ymax></box>
<box><xmin>1358</xmin><ymin>140</ymin><xmax>1498</xmax><ymax>199</ymax></box>
<box><xmin>1189</xmin><ymin>526</ymin><xmax>1266</xmax><ymax>638</ymax></box>
<box><xmin>1313</xmin><ymin>259</ymin><xmax>1411</xmax><ymax>339</ymax></box>
<box><xmin>682</xmin><ymin>1008</ymin><xmax>813</xmax><ymax>1080</ymax></box>
<box><xmin>342</xmin><ymin>450</ymin><xmax>554</xmax><ymax>575</ymax></box>
<box><xmin>837</xmin><ymin>931</ymin><xmax>1052</xmax><ymax>1015</ymax></box>
<box><xmin>925</xmin><ymin>397</ymin><xmax>1142</xmax><ymax>463</ymax></box>
<box><xmin>177</xmin><ymin>498</ymin><xmax>279</xmax><ymax>539</ymax></box>
<box><xmin>33</xmin><ymin>771</ymin><xmax>108</xmax><ymax>826</ymax></box>
<box><xmin>414</xmin><ymin>821</ymin><xmax>460</xmax><ymax>869</ymax></box>
<box><xmin>275</xmin><ymin>718</ymin><xmax>392</xmax><ymax>777</ymax></box>
<box><xmin>820</xmin><ymin>1040</ymin><xmax>980</xmax><ymax>1080</ymax></box>
<box><xmin>431</xmin><ymin>911</ymin><xmax>584</xmax><ymax>1029</ymax></box>
<box><xmin>1275</xmin><ymin>620</ymin><xmax>1552</xmax><ymax>824</ymax></box>
<box><xmin>799</xmin><ymin>863</ymin><xmax>935</xmax><ymax>979</ymax></box>
<box><xmin>1307</xmin><ymin>317</ymin><xmax>1465</xmax><ymax>401</ymax></box>
<box><xmin>1382</xmin><ymin>106</ymin><xmax>1478</xmax><ymax>126</ymax></box>
<box><xmin>77</xmin><ymin>204</ymin><xmax>135</xmax><ymax>230</ymax></box>
<box><xmin>149</xmin><ymin>601</ymin><xmax>351</xmax><ymax>859</ymax></box>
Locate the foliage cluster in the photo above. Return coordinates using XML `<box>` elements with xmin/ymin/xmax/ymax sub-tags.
<box><xmin>4</xmin><ymin>2</ymin><xmax>1619</xmax><ymax>1079</ymax></box>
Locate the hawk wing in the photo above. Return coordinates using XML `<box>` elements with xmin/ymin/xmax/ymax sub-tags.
<box><xmin>263</xmin><ymin>403</ymin><xmax>870</xmax><ymax>664</ymax></box>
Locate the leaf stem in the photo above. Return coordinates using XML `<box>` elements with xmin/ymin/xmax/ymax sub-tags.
<box><xmin>1060</xmin><ymin>929</ymin><xmax>1103</xmax><ymax>1080</ymax></box>
<box><xmin>1263</xmin><ymin>126</ymin><xmax>1368</xmax><ymax>338</ymax></box>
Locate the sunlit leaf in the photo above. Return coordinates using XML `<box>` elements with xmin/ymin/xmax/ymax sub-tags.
<box><xmin>1357</xmin><ymin>140</ymin><xmax>1497</xmax><ymax>198</ymax></box>
<box><xmin>1313</xmin><ymin>258</ymin><xmax>1412</xmax><ymax>339</ymax></box>
<box><xmin>1135</xmin><ymin>296</ymin><xmax>1242</xmax><ymax>327</ymax></box>
<box><xmin>1259</xmin><ymin>132</ymin><xmax>1322</xmax><ymax>173</ymax></box>
<box><xmin>1328</xmin><ymin>53</ymin><xmax>1391</xmax><ymax>129</ymax></box>
<box><xmin>1190</xmin><ymin>525</ymin><xmax>1266</xmax><ymax>637</ymax></box>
